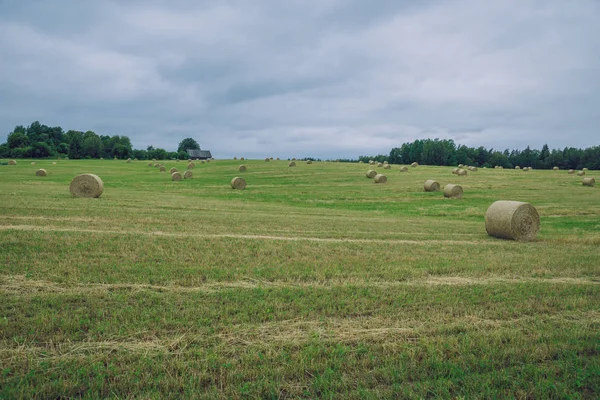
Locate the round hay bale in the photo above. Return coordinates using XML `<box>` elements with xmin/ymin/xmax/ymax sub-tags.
<box><xmin>171</xmin><ymin>172</ymin><xmax>182</xmax><ymax>181</ymax></box>
<box><xmin>307</xmin><ymin>160</ymin><xmax>312</xmax><ymax>164</ymax></box>
<box><xmin>366</xmin><ymin>170</ymin><xmax>377</xmax><ymax>178</ymax></box>
<box><xmin>582</xmin><ymin>177</ymin><xmax>595</xmax><ymax>186</ymax></box>
<box><xmin>485</xmin><ymin>200</ymin><xmax>540</xmax><ymax>241</ymax></box>
<box><xmin>231</xmin><ymin>177</ymin><xmax>246</xmax><ymax>190</ymax></box>
<box><xmin>553</xmin><ymin>166</ymin><xmax>559</xmax><ymax>171</ymax></box>
<box><xmin>374</xmin><ymin>174</ymin><xmax>387</xmax><ymax>184</ymax></box>
<box><xmin>187</xmin><ymin>162</ymin><xmax>195</xmax><ymax>169</ymax></box>
<box><xmin>265</xmin><ymin>158</ymin><xmax>270</xmax><ymax>162</ymax></box>
<box><xmin>358</xmin><ymin>161</ymin><xmax>363</xmax><ymax>164</ymax></box>
<box><xmin>424</xmin><ymin>180</ymin><xmax>440</xmax><ymax>192</ymax></box>
<box><xmin>238</xmin><ymin>165</ymin><xmax>247</xmax><ymax>172</ymax></box>
<box><xmin>148</xmin><ymin>162</ymin><xmax>153</xmax><ymax>167</ymax></box>
<box><xmin>568</xmin><ymin>169</ymin><xmax>575</xmax><ymax>174</ymax></box>
<box><xmin>583</xmin><ymin>168</ymin><xmax>588</xmax><ymax>171</ymax></box>
<box><xmin>411</xmin><ymin>162</ymin><xmax>418</xmax><ymax>168</ymax></box>
<box><xmin>154</xmin><ymin>163</ymin><xmax>160</xmax><ymax>167</ymax></box>
<box><xmin>377</xmin><ymin>162</ymin><xmax>383</xmax><ymax>167</ymax></box>
<box><xmin>458</xmin><ymin>164</ymin><xmax>464</xmax><ymax>168</ymax></box>
<box><xmin>443</xmin><ymin>184</ymin><xmax>463</xmax><ymax>199</ymax></box>
<box><xmin>159</xmin><ymin>166</ymin><xmax>166</xmax><ymax>172</ymax></box>
<box><xmin>469</xmin><ymin>166</ymin><xmax>478</xmax><ymax>171</ymax></box>
<box><xmin>52</xmin><ymin>162</ymin><xmax>57</xmax><ymax>165</ymax></box>
<box><xmin>126</xmin><ymin>158</ymin><xmax>132</xmax><ymax>163</ymax></box>
<box><xmin>400</xmin><ymin>166</ymin><xmax>408</xmax><ymax>172</ymax></box>
<box><xmin>169</xmin><ymin>167</ymin><xmax>178</xmax><ymax>174</ymax></box>
<box><xmin>289</xmin><ymin>161</ymin><xmax>296</xmax><ymax>167</ymax></box>
<box><xmin>100</xmin><ymin>157</ymin><xmax>104</xmax><ymax>160</ymax></box>
<box><xmin>457</xmin><ymin>169</ymin><xmax>467</xmax><ymax>176</ymax></box>
<box><xmin>69</xmin><ymin>174</ymin><xmax>104</xmax><ymax>198</ymax></box>
<box><xmin>240</xmin><ymin>157</ymin><xmax>245</xmax><ymax>161</ymax></box>
<box><xmin>183</xmin><ymin>170</ymin><xmax>193</xmax><ymax>179</ymax></box>
<box><xmin>577</xmin><ymin>171</ymin><xmax>585</xmax><ymax>176</ymax></box>
<box><xmin>515</xmin><ymin>166</ymin><xmax>520</xmax><ymax>170</ymax></box>
<box><xmin>383</xmin><ymin>161</ymin><xmax>388</xmax><ymax>164</ymax></box>
<box><xmin>31</xmin><ymin>162</ymin><xmax>36</xmax><ymax>165</ymax></box>
<box><xmin>498</xmin><ymin>166</ymin><xmax>503</xmax><ymax>169</ymax></box>
<box><xmin>383</xmin><ymin>164</ymin><xmax>391</xmax><ymax>170</ymax></box>
<box><xmin>522</xmin><ymin>167</ymin><xmax>530</xmax><ymax>171</ymax></box>
<box><xmin>35</xmin><ymin>169</ymin><xmax>47</xmax><ymax>176</ymax></box>
<box><xmin>452</xmin><ymin>168</ymin><xmax>459</xmax><ymax>174</ymax></box>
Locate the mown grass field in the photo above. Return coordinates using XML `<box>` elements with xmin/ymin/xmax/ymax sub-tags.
<box><xmin>1</xmin><ymin>158</ymin><xmax>599</xmax><ymax>399</ymax></box>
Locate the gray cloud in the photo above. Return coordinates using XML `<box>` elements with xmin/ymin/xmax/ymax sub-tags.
<box><xmin>1</xmin><ymin>0</ymin><xmax>599</xmax><ymax>158</ymax></box>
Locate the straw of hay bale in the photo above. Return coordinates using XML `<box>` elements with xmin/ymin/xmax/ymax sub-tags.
<box><xmin>468</xmin><ymin>166</ymin><xmax>478</xmax><ymax>171</ymax></box>
<box><xmin>458</xmin><ymin>164</ymin><xmax>464</xmax><ymax>168</ymax></box>
<box><xmin>183</xmin><ymin>170</ymin><xmax>193</xmax><ymax>179</ymax></box>
<box><xmin>35</xmin><ymin>169</ymin><xmax>47</xmax><ymax>176</ymax></box>
<box><xmin>582</xmin><ymin>177</ymin><xmax>595</xmax><ymax>187</ymax></box>
<box><xmin>52</xmin><ymin>162</ymin><xmax>57</xmax><ymax>165</ymax></box>
<box><xmin>31</xmin><ymin>162</ymin><xmax>36</xmax><ymax>165</ymax></box>
<box><xmin>358</xmin><ymin>161</ymin><xmax>363</xmax><ymax>163</ymax></box>
<box><xmin>239</xmin><ymin>164</ymin><xmax>247</xmax><ymax>172</ymax></box>
<box><xmin>515</xmin><ymin>166</ymin><xmax>520</xmax><ymax>170</ymax></box>
<box><xmin>169</xmin><ymin>167</ymin><xmax>178</xmax><ymax>174</ymax></box>
<box><xmin>366</xmin><ymin>170</ymin><xmax>377</xmax><ymax>178</ymax></box>
<box><xmin>577</xmin><ymin>171</ymin><xmax>585</xmax><ymax>176</ymax></box>
<box><xmin>307</xmin><ymin>160</ymin><xmax>312</xmax><ymax>164</ymax></box>
<box><xmin>485</xmin><ymin>200</ymin><xmax>540</xmax><ymax>241</ymax></box>
<box><xmin>153</xmin><ymin>163</ymin><xmax>159</xmax><ymax>167</ymax></box>
<box><xmin>498</xmin><ymin>166</ymin><xmax>503</xmax><ymax>169</ymax></box>
<box><xmin>411</xmin><ymin>162</ymin><xmax>418</xmax><ymax>167</ymax></box>
<box><xmin>583</xmin><ymin>168</ymin><xmax>588</xmax><ymax>171</ymax></box>
<box><xmin>374</xmin><ymin>174</ymin><xmax>387</xmax><ymax>184</ymax></box>
<box><xmin>377</xmin><ymin>162</ymin><xmax>383</xmax><ymax>167</ymax></box>
<box><xmin>553</xmin><ymin>166</ymin><xmax>559</xmax><ymax>171</ymax></box>
<box><xmin>457</xmin><ymin>169</ymin><xmax>467</xmax><ymax>176</ymax></box>
<box><xmin>522</xmin><ymin>167</ymin><xmax>530</xmax><ymax>171</ymax></box>
<box><xmin>100</xmin><ymin>157</ymin><xmax>104</xmax><ymax>160</ymax></box>
<box><xmin>126</xmin><ymin>158</ymin><xmax>132</xmax><ymax>163</ymax></box>
<box><xmin>265</xmin><ymin>158</ymin><xmax>270</xmax><ymax>162</ymax></box>
<box><xmin>568</xmin><ymin>169</ymin><xmax>575</xmax><ymax>174</ymax></box>
<box><xmin>400</xmin><ymin>166</ymin><xmax>408</xmax><ymax>172</ymax></box>
<box><xmin>69</xmin><ymin>174</ymin><xmax>104</xmax><ymax>198</ymax></box>
<box><xmin>171</xmin><ymin>172</ymin><xmax>182</xmax><ymax>181</ymax></box>
<box><xmin>443</xmin><ymin>184</ymin><xmax>463</xmax><ymax>199</ymax></box>
<box><xmin>383</xmin><ymin>164</ymin><xmax>391</xmax><ymax>169</ymax></box>
<box><xmin>424</xmin><ymin>179</ymin><xmax>440</xmax><ymax>192</ymax></box>
<box><xmin>289</xmin><ymin>161</ymin><xmax>296</xmax><ymax>167</ymax></box>
<box><xmin>187</xmin><ymin>162</ymin><xmax>195</xmax><ymax>169</ymax></box>
<box><xmin>383</xmin><ymin>161</ymin><xmax>388</xmax><ymax>164</ymax></box>
<box><xmin>159</xmin><ymin>166</ymin><xmax>166</xmax><ymax>172</ymax></box>
<box><xmin>452</xmin><ymin>168</ymin><xmax>459</xmax><ymax>174</ymax></box>
<box><xmin>231</xmin><ymin>176</ymin><xmax>246</xmax><ymax>190</ymax></box>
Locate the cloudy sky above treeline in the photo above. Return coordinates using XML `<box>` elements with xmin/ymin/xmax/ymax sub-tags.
<box><xmin>1</xmin><ymin>0</ymin><xmax>598</xmax><ymax>158</ymax></box>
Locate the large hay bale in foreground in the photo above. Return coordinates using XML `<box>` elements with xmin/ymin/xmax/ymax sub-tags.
<box><xmin>411</xmin><ymin>162</ymin><xmax>418</xmax><ymax>168</ymax></box>
<box><xmin>70</xmin><ymin>174</ymin><xmax>104</xmax><ymax>198</ymax></box>
<box><xmin>383</xmin><ymin>164</ymin><xmax>391</xmax><ymax>170</ymax></box>
<box><xmin>457</xmin><ymin>169</ymin><xmax>467</xmax><ymax>176</ymax></box>
<box><xmin>485</xmin><ymin>201</ymin><xmax>540</xmax><ymax>241</ymax></box>
<box><xmin>169</xmin><ymin>167</ymin><xmax>178</xmax><ymax>174</ymax></box>
<box><xmin>171</xmin><ymin>172</ymin><xmax>182</xmax><ymax>181</ymax></box>
<box><xmin>582</xmin><ymin>177</ymin><xmax>595</xmax><ymax>187</ymax></box>
<box><xmin>424</xmin><ymin>180</ymin><xmax>440</xmax><ymax>192</ymax></box>
<box><xmin>553</xmin><ymin>166</ymin><xmax>559</xmax><ymax>171</ymax></box>
<box><xmin>568</xmin><ymin>169</ymin><xmax>575</xmax><ymax>174</ymax></box>
<box><xmin>239</xmin><ymin>165</ymin><xmax>247</xmax><ymax>172</ymax></box>
<box><xmin>577</xmin><ymin>171</ymin><xmax>585</xmax><ymax>176</ymax></box>
<box><xmin>8</xmin><ymin>160</ymin><xmax>17</xmax><ymax>165</ymax></box>
<box><xmin>366</xmin><ymin>170</ymin><xmax>377</xmax><ymax>178</ymax></box>
<box><xmin>35</xmin><ymin>169</ymin><xmax>47</xmax><ymax>176</ymax></box>
<box><xmin>231</xmin><ymin>177</ymin><xmax>246</xmax><ymax>190</ymax></box>
<box><xmin>289</xmin><ymin>161</ymin><xmax>296</xmax><ymax>167</ymax></box>
<box><xmin>443</xmin><ymin>184</ymin><xmax>463</xmax><ymax>199</ymax></box>
<box><xmin>400</xmin><ymin>166</ymin><xmax>408</xmax><ymax>172</ymax></box>
<box><xmin>377</xmin><ymin>162</ymin><xmax>383</xmax><ymax>167</ymax></box>
<box><xmin>187</xmin><ymin>162</ymin><xmax>195</xmax><ymax>169</ymax></box>
<box><xmin>159</xmin><ymin>166</ymin><xmax>166</xmax><ymax>172</ymax></box>
<box><xmin>183</xmin><ymin>170</ymin><xmax>193</xmax><ymax>179</ymax></box>
<box><xmin>374</xmin><ymin>174</ymin><xmax>387</xmax><ymax>184</ymax></box>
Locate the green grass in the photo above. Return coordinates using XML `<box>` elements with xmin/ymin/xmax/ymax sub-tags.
<box><xmin>1</xmin><ymin>158</ymin><xmax>599</xmax><ymax>399</ymax></box>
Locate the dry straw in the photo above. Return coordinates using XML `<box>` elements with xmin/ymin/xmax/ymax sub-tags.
<box><xmin>468</xmin><ymin>166</ymin><xmax>478</xmax><ymax>171</ymax></box>
<box><xmin>169</xmin><ymin>167</ymin><xmax>178</xmax><ymax>174</ymax></box>
<box><xmin>553</xmin><ymin>166</ymin><xmax>559</xmax><ymax>171</ymax></box>
<box><xmin>424</xmin><ymin>180</ymin><xmax>440</xmax><ymax>192</ymax></box>
<box><xmin>383</xmin><ymin>164</ymin><xmax>391</xmax><ymax>169</ymax></box>
<box><xmin>582</xmin><ymin>177</ymin><xmax>595</xmax><ymax>186</ymax></box>
<box><xmin>52</xmin><ymin>162</ymin><xmax>57</xmax><ymax>165</ymax></box>
<box><xmin>35</xmin><ymin>169</ymin><xmax>47</xmax><ymax>176</ymax></box>
<box><xmin>568</xmin><ymin>169</ymin><xmax>575</xmax><ymax>174</ymax></box>
<box><xmin>458</xmin><ymin>164</ymin><xmax>464</xmax><ymax>168</ymax></box>
<box><xmin>411</xmin><ymin>162</ymin><xmax>418</xmax><ymax>167</ymax></box>
<box><xmin>383</xmin><ymin>161</ymin><xmax>388</xmax><ymax>164</ymax></box>
<box><xmin>374</xmin><ymin>174</ymin><xmax>387</xmax><ymax>183</ymax></box>
<box><xmin>307</xmin><ymin>160</ymin><xmax>312</xmax><ymax>164</ymax></box>
<box><xmin>31</xmin><ymin>162</ymin><xmax>36</xmax><ymax>165</ymax></box>
<box><xmin>239</xmin><ymin>165</ymin><xmax>247</xmax><ymax>172</ymax></box>
<box><xmin>515</xmin><ymin>166</ymin><xmax>520</xmax><ymax>170</ymax></box>
<box><xmin>443</xmin><ymin>184</ymin><xmax>463</xmax><ymax>199</ymax></box>
<box><xmin>366</xmin><ymin>170</ymin><xmax>377</xmax><ymax>178</ymax></box>
<box><xmin>485</xmin><ymin>200</ymin><xmax>540</xmax><ymax>241</ymax></box>
<box><xmin>171</xmin><ymin>172</ymin><xmax>182</xmax><ymax>181</ymax></box>
<box><xmin>457</xmin><ymin>169</ymin><xmax>467</xmax><ymax>176</ymax></box>
<box><xmin>187</xmin><ymin>162</ymin><xmax>195</xmax><ymax>169</ymax></box>
<box><xmin>289</xmin><ymin>161</ymin><xmax>296</xmax><ymax>167</ymax></box>
<box><xmin>159</xmin><ymin>166</ymin><xmax>166</xmax><ymax>172</ymax></box>
<box><xmin>400</xmin><ymin>166</ymin><xmax>408</xmax><ymax>172</ymax></box>
<box><xmin>583</xmin><ymin>168</ymin><xmax>588</xmax><ymax>171</ymax></box>
<box><xmin>154</xmin><ymin>163</ymin><xmax>160</xmax><ymax>167</ymax></box>
<box><xmin>8</xmin><ymin>160</ymin><xmax>17</xmax><ymax>165</ymax></box>
<box><xmin>577</xmin><ymin>171</ymin><xmax>585</xmax><ymax>176</ymax></box>
<box><xmin>452</xmin><ymin>168</ymin><xmax>459</xmax><ymax>174</ymax></box>
<box><xmin>183</xmin><ymin>170</ymin><xmax>193</xmax><ymax>179</ymax></box>
<box><xmin>231</xmin><ymin>177</ymin><xmax>246</xmax><ymax>190</ymax></box>
<box><xmin>127</xmin><ymin>158</ymin><xmax>132</xmax><ymax>163</ymax></box>
<box><xmin>377</xmin><ymin>162</ymin><xmax>383</xmax><ymax>167</ymax></box>
<box><xmin>70</xmin><ymin>174</ymin><xmax>104</xmax><ymax>198</ymax></box>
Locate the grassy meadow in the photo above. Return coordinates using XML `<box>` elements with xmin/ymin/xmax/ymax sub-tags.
<box><xmin>0</xmin><ymin>158</ymin><xmax>599</xmax><ymax>399</ymax></box>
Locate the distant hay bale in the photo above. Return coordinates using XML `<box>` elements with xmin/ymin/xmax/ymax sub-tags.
<box><xmin>400</xmin><ymin>166</ymin><xmax>408</xmax><ymax>172</ymax></box>
<box><xmin>100</xmin><ymin>157</ymin><xmax>104</xmax><ymax>160</ymax></box>
<box><xmin>577</xmin><ymin>171</ymin><xmax>585</xmax><ymax>176</ymax></box>
<box><xmin>498</xmin><ymin>166</ymin><xmax>504</xmax><ymax>169</ymax></box>
<box><xmin>443</xmin><ymin>184</ymin><xmax>463</xmax><ymax>199</ymax></box>
<box><xmin>171</xmin><ymin>172</ymin><xmax>182</xmax><ymax>181</ymax></box>
<box><xmin>126</xmin><ymin>158</ymin><xmax>132</xmax><ymax>163</ymax></box>
<box><xmin>458</xmin><ymin>164</ymin><xmax>464</xmax><ymax>168</ymax></box>
<box><xmin>206</xmin><ymin>159</ymin><xmax>211</xmax><ymax>163</ymax></box>
<box><xmin>265</xmin><ymin>158</ymin><xmax>270</xmax><ymax>162</ymax></box>
<box><xmin>201</xmin><ymin>160</ymin><xmax>205</xmax><ymax>164</ymax></box>
<box><xmin>277</xmin><ymin>157</ymin><xmax>280</xmax><ymax>160</ymax></box>
<box><xmin>468</xmin><ymin>166</ymin><xmax>478</xmax><ymax>171</ymax></box>
<box><xmin>307</xmin><ymin>160</ymin><xmax>312</xmax><ymax>164</ymax></box>
<box><xmin>411</xmin><ymin>162</ymin><xmax>418</xmax><ymax>168</ymax></box>
<box><xmin>183</xmin><ymin>170</ymin><xmax>193</xmax><ymax>179</ymax></box>
<box><xmin>65</xmin><ymin>157</ymin><xmax>69</xmax><ymax>160</ymax></box>
<box><xmin>52</xmin><ymin>162</ymin><xmax>57</xmax><ymax>165</ymax></box>
<box><xmin>69</xmin><ymin>174</ymin><xmax>104</xmax><ymax>198</ymax></box>
<box><xmin>568</xmin><ymin>169</ymin><xmax>575</xmax><ymax>174</ymax></box>
<box><xmin>369</xmin><ymin>160</ymin><xmax>374</xmax><ymax>165</ymax></box>
<box><xmin>374</xmin><ymin>174</ymin><xmax>387</xmax><ymax>184</ymax></box>
<box><xmin>31</xmin><ymin>162</ymin><xmax>36</xmax><ymax>165</ymax></box>
<box><xmin>383</xmin><ymin>164</ymin><xmax>391</xmax><ymax>169</ymax></box>
<box><xmin>366</xmin><ymin>170</ymin><xmax>377</xmax><ymax>178</ymax></box>
<box><xmin>522</xmin><ymin>167</ymin><xmax>530</xmax><ymax>171</ymax></box>
<box><xmin>358</xmin><ymin>161</ymin><xmax>363</xmax><ymax>163</ymax></box>
<box><xmin>231</xmin><ymin>176</ymin><xmax>246</xmax><ymax>190</ymax></box>
<box><xmin>452</xmin><ymin>168</ymin><xmax>459</xmax><ymax>174</ymax></box>
<box><xmin>583</xmin><ymin>168</ymin><xmax>588</xmax><ymax>171</ymax></box>
<box><xmin>239</xmin><ymin>165</ymin><xmax>247</xmax><ymax>172</ymax></box>
<box><xmin>159</xmin><ymin>166</ymin><xmax>166</xmax><ymax>172</ymax></box>
<box><xmin>292</xmin><ymin>158</ymin><xmax>296</xmax><ymax>161</ymax></box>
<box><xmin>553</xmin><ymin>166</ymin><xmax>559</xmax><ymax>171</ymax></box>
<box><xmin>424</xmin><ymin>179</ymin><xmax>440</xmax><ymax>192</ymax></box>
<box><xmin>289</xmin><ymin>161</ymin><xmax>296</xmax><ymax>167</ymax></box>
<box><xmin>187</xmin><ymin>162</ymin><xmax>195</xmax><ymax>169</ymax></box>
<box><xmin>457</xmin><ymin>169</ymin><xmax>467</xmax><ymax>176</ymax></box>
<box><xmin>383</xmin><ymin>161</ymin><xmax>388</xmax><ymax>164</ymax></box>
<box><xmin>154</xmin><ymin>163</ymin><xmax>160</xmax><ymax>167</ymax></box>
<box><xmin>35</xmin><ymin>169</ymin><xmax>47</xmax><ymax>176</ymax></box>
<box><xmin>148</xmin><ymin>162</ymin><xmax>153</xmax><ymax>167</ymax></box>
<box><xmin>169</xmin><ymin>167</ymin><xmax>178</xmax><ymax>174</ymax></box>
<box><xmin>582</xmin><ymin>177</ymin><xmax>595</xmax><ymax>187</ymax></box>
<box><xmin>377</xmin><ymin>162</ymin><xmax>383</xmax><ymax>167</ymax></box>
<box><xmin>485</xmin><ymin>200</ymin><xmax>540</xmax><ymax>241</ymax></box>
<box><xmin>515</xmin><ymin>166</ymin><xmax>520</xmax><ymax>170</ymax></box>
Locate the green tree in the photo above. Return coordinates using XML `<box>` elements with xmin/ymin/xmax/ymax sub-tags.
<box><xmin>82</xmin><ymin>134</ymin><xmax>104</xmax><ymax>158</ymax></box>
<box><xmin>7</xmin><ymin>131</ymin><xmax>29</xmax><ymax>148</ymax></box>
<box><xmin>177</xmin><ymin>138</ymin><xmax>200</xmax><ymax>153</ymax></box>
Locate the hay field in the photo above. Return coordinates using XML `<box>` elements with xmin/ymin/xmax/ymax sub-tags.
<box><xmin>1</xmin><ymin>159</ymin><xmax>599</xmax><ymax>398</ymax></box>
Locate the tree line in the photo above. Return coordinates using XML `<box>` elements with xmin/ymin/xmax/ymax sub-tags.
<box><xmin>0</xmin><ymin>121</ymin><xmax>201</xmax><ymax>160</ymax></box>
<box><xmin>359</xmin><ymin>139</ymin><xmax>599</xmax><ymax>170</ymax></box>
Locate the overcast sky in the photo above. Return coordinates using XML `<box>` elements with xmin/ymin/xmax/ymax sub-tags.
<box><xmin>1</xmin><ymin>0</ymin><xmax>599</xmax><ymax>158</ymax></box>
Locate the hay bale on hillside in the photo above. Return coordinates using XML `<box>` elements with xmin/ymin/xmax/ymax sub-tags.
<box><xmin>126</xmin><ymin>158</ymin><xmax>132</xmax><ymax>163</ymax></box>
<box><xmin>239</xmin><ymin>165</ymin><xmax>247</xmax><ymax>172</ymax></box>
<box><xmin>366</xmin><ymin>170</ymin><xmax>377</xmax><ymax>178</ymax></box>
<box><xmin>35</xmin><ymin>169</ymin><xmax>47</xmax><ymax>176</ymax></box>
<box><xmin>452</xmin><ymin>168</ymin><xmax>459</xmax><ymax>174</ymax></box>
<box><xmin>159</xmin><ymin>166</ymin><xmax>166</xmax><ymax>172</ymax></box>
<box><xmin>485</xmin><ymin>200</ymin><xmax>540</xmax><ymax>241</ymax></box>
<box><xmin>183</xmin><ymin>170</ymin><xmax>193</xmax><ymax>179</ymax></box>
<box><xmin>169</xmin><ymin>167</ymin><xmax>178</xmax><ymax>174</ymax></box>
<box><xmin>8</xmin><ymin>160</ymin><xmax>17</xmax><ymax>165</ymax></box>
<box><xmin>187</xmin><ymin>162</ymin><xmax>195</xmax><ymax>169</ymax></box>
<box><xmin>400</xmin><ymin>166</ymin><xmax>408</xmax><ymax>172</ymax></box>
<box><xmin>443</xmin><ymin>184</ymin><xmax>463</xmax><ymax>199</ymax></box>
<box><xmin>457</xmin><ymin>169</ymin><xmax>467</xmax><ymax>176</ymax></box>
<box><xmin>289</xmin><ymin>161</ymin><xmax>296</xmax><ymax>167</ymax></box>
<box><xmin>292</xmin><ymin>158</ymin><xmax>296</xmax><ymax>161</ymax></box>
<box><xmin>498</xmin><ymin>166</ymin><xmax>503</xmax><ymax>169</ymax></box>
<box><xmin>307</xmin><ymin>160</ymin><xmax>312</xmax><ymax>164</ymax></box>
<box><xmin>411</xmin><ymin>162</ymin><xmax>418</xmax><ymax>168</ymax></box>
<box><xmin>70</xmin><ymin>174</ymin><xmax>104</xmax><ymax>198</ymax></box>
<box><xmin>424</xmin><ymin>180</ymin><xmax>440</xmax><ymax>192</ymax></box>
<box><xmin>374</xmin><ymin>174</ymin><xmax>387</xmax><ymax>184</ymax></box>
<box><xmin>568</xmin><ymin>169</ymin><xmax>575</xmax><ymax>174</ymax></box>
<box><xmin>369</xmin><ymin>160</ymin><xmax>374</xmax><ymax>165</ymax></box>
<box><xmin>231</xmin><ymin>177</ymin><xmax>246</xmax><ymax>190</ymax></box>
<box><xmin>582</xmin><ymin>177</ymin><xmax>595</xmax><ymax>187</ymax></box>
<box><xmin>377</xmin><ymin>162</ymin><xmax>383</xmax><ymax>167</ymax></box>
<box><xmin>577</xmin><ymin>171</ymin><xmax>585</xmax><ymax>176</ymax></box>
<box><xmin>383</xmin><ymin>164</ymin><xmax>391</xmax><ymax>169</ymax></box>
<box><xmin>171</xmin><ymin>172</ymin><xmax>182</xmax><ymax>181</ymax></box>
<box><xmin>553</xmin><ymin>166</ymin><xmax>559</xmax><ymax>171</ymax></box>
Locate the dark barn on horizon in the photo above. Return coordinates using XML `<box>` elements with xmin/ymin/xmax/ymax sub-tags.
<box><xmin>186</xmin><ymin>149</ymin><xmax>213</xmax><ymax>160</ymax></box>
